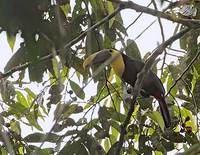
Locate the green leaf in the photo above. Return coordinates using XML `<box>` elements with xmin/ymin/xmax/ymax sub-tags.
<box><xmin>105</xmin><ymin>1</ymin><xmax>115</xmax><ymax>28</ymax></box>
<box><xmin>37</xmin><ymin>148</ymin><xmax>54</xmax><ymax>155</ymax></box>
<box><xmin>182</xmin><ymin>102</ymin><xmax>196</xmax><ymax>115</ymax></box>
<box><xmin>104</xmin><ymin>138</ymin><xmax>110</xmax><ymax>152</ymax></box>
<box><xmin>177</xmin><ymin>143</ymin><xmax>200</xmax><ymax>155</ymax></box>
<box><xmin>69</xmin><ymin>80</ymin><xmax>85</xmax><ymax>99</ymax></box>
<box><xmin>110</xmin><ymin>120</ymin><xmax>120</xmax><ymax>133</ymax></box>
<box><xmin>191</xmin><ymin>66</ymin><xmax>200</xmax><ymax>91</ymax></box>
<box><xmin>63</xmin><ymin>104</ymin><xmax>81</xmax><ymax>118</ymax></box>
<box><xmin>54</xmin><ymin>103</ymin><xmax>67</xmax><ymax>121</ymax></box>
<box><xmin>54</xmin><ymin>103</ymin><xmax>82</xmax><ymax>121</ymax></box>
<box><xmin>86</xmin><ymin>30</ymin><xmax>103</xmax><ymax>56</ymax></box>
<box><xmin>125</xmin><ymin>39</ymin><xmax>141</xmax><ymax>60</ymax></box>
<box><xmin>139</xmin><ymin>135</ymin><xmax>153</xmax><ymax>153</ymax></box>
<box><xmin>179</xmin><ymin>26</ymin><xmax>190</xmax><ymax>51</ymax></box>
<box><xmin>61</xmin><ymin>66</ymin><xmax>69</xmax><ymax>81</ymax></box>
<box><xmin>53</xmin><ymin>118</ymin><xmax>78</xmax><ymax>132</ymax></box>
<box><xmin>185</xmin><ymin>132</ymin><xmax>199</xmax><ymax>145</ymax></box>
<box><xmin>126</xmin><ymin>146</ymin><xmax>138</xmax><ymax>155</ymax></box>
<box><xmin>24</xmin><ymin>88</ymin><xmax>36</xmax><ymax>98</ymax></box>
<box><xmin>48</xmin><ymin>84</ymin><xmax>64</xmax><ymax>106</ymax></box>
<box><xmin>51</xmin><ymin>58</ymin><xmax>59</xmax><ymax>79</ymax></box>
<box><xmin>10</xmin><ymin>119</ymin><xmax>21</xmax><ymax>135</ymax></box>
<box><xmin>167</xmin><ymin>75</ymin><xmax>177</xmax><ymax>97</ymax></box>
<box><xmin>8</xmin><ymin>102</ymin><xmax>27</xmax><ymax>115</ymax></box>
<box><xmin>104</xmin><ymin>34</ymin><xmax>112</xmax><ymax>48</ymax></box>
<box><xmin>146</xmin><ymin>111</ymin><xmax>165</xmax><ymax>132</ymax></box>
<box><xmin>104</xmin><ymin>25</ymin><xmax>116</xmax><ymax>42</ymax></box>
<box><xmin>4</xmin><ymin>46</ymin><xmax>26</xmax><ymax>72</ymax></box>
<box><xmin>161</xmin><ymin>68</ymin><xmax>169</xmax><ymax>84</ymax></box>
<box><xmin>193</xmin><ymin>77</ymin><xmax>200</xmax><ymax>110</ymax></box>
<box><xmin>26</xmin><ymin>112</ymin><xmax>43</xmax><ymax>131</ymax></box>
<box><xmin>60</xmin><ymin>4</ymin><xmax>71</xmax><ymax>17</ymax></box>
<box><xmin>24</xmin><ymin>133</ymin><xmax>59</xmax><ymax>143</ymax></box>
<box><xmin>111</xmin><ymin>94</ymin><xmax>120</xmax><ymax>112</ymax></box>
<box><xmin>62</xmin><ymin>118</ymin><xmax>76</xmax><ymax>126</ymax></box>
<box><xmin>83</xmin><ymin>119</ymin><xmax>99</xmax><ymax>130</ymax></box>
<box><xmin>161</xmin><ymin>139</ymin><xmax>174</xmax><ymax>151</ymax></box>
<box><xmin>99</xmin><ymin>106</ymin><xmax>125</xmax><ymax>122</ymax></box>
<box><xmin>113</xmin><ymin>20</ymin><xmax>127</xmax><ymax>35</ymax></box>
<box><xmin>84</xmin><ymin>101</ymin><xmax>95</xmax><ymax>110</ymax></box>
<box><xmin>16</xmin><ymin>91</ymin><xmax>29</xmax><ymax>108</ymax></box>
<box><xmin>107</xmin><ymin>142</ymin><xmax>119</xmax><ymax>155</ymax></box>
<box><xmin>58</xmin><ymin>140</ymin><xmax>88</xmax><ymax>155</ymax></box>
<box><xmin>6</xmin><ymin>32</ymin><xmax>16</xmax><ymax>51</ymax></box>
<box><xmin>0</xmin><ymin>146</ymin><xmax>7</xmax><ymax>155</ymax></box>
<box><xmin>110</xmin><ymin>127</ymin><xmax>118</xmax><ymax>144</ymax></box>
<box><xmin>89</xmin><ymin>0</ymin><xmax>105</xmax><ymax>20</ymax></box>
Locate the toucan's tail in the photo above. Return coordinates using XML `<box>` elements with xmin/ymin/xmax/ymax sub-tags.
<box><xmin>157</xmin><ymin>97</ymin><xmax>171</xmax><ymax>128</ymax></box>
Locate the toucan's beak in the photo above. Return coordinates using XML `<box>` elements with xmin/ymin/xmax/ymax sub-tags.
<box><xmin>83</xmin><ymin>49</ymin><xmax>111</xmax><ymax>69</ymax></box>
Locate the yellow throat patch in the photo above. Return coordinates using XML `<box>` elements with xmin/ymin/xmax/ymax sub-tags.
<box><xmin>110</xmin><ymin>50</ymin><xmax>125</xmax><ymax>77</ymax></box>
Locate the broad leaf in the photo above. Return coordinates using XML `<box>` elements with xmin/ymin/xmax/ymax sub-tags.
<box><xmin>6</xmin><ymin>32</ymin><xmax>16</xmax><ymax>51</ymax></box>
<box><xmin>16</xmin><ymin>91</ymin><xmax>29</xmax><ymax>108</ymax></box>
<box><xmin>24</xmin><ymin>133</ymin><xmax>59</xmax><ymax>143</ymax></box>
<box><xmin>69</xmin><ymin>80</ymin><xmax>85</xmax><ymax>99</ymax></box>
<box><xmin>146</xmin><ymin>111</ymin><xmax>165</xmax><ymax>132</ymax></box>
<box><xmin>125</xmin><ymin>39</ymin><xmax>141</xmax><ymax>60</ymax></box>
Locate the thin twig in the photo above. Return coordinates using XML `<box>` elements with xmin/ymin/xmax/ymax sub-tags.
<box><xmin>125</xmin><ymin>1</ymin><xmax>152</xmax><ymax>31</ymax></box>
<box><xmin>134</xmin><ymin>20</ymin><xmax>156</xmax><ymax>41</ymax></box>
<box><xmin>104</xmin><ymin>70</ymin><xmax>122</xmax><ymax>122</ymax></box>
<box><xmin>170</xmin><ymin>93</ymin><xmax>183</xmax><ymax>124</ymax></box>
<box><xmin>83</xmin><ymin>85</ymin><xmax>106</xmax><ymax>119</ymax></box>
<box><xmin>152</xmin><ymin>0</ymin><xmax>165</xmax><ymax>42</ymax></box>
<box><xmin>2</xmin><ymin>0</ymin><xmax>199</xmax><ymax>79</ymax></box>
<box><xmin>166</xmin><ymin>52</ymin><xmax>182</xmax><ymax>58</ymax></box>
<box><xmin>166</xmin><ymin>50</ymin><xmax>200</xmax><ymax>96</ymax></box>
<box><xmin>0</xmin><ymin>5</ymin><xmax>123</xmax><ymax>80</ymax></box>
<box><xmin>152</xmin><ymin>0</ymin><xmax>167</xmax><ymax>75</ymax></box>
<box><xmin>30</xmin><ymin>6</ymin><xmax>125</xmax><ymax>153</ymax></box>
<box><xmin>167</xmin><ymin>47</ymin><xmax>187</xmax><ymax>54</ymax></box>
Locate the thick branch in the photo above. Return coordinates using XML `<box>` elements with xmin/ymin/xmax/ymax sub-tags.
<box><xmin>108</xmin><ymin>0</ymin><xmax>200</xmax><ymax>27</ymax></box>
<box><xmin>115</xmin><ymin>27</ymin><xmax>191</xmax><ymax>155</ymax></box>
<box><xmin>2</xmin><ymin>1</ymin><xmax>200</xmax><ymax>79</ymax></box>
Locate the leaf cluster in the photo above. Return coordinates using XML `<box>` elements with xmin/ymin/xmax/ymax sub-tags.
<box><xmin>0</xmin><ymin>0</ymin><xmax>200</xmax><ymax>155</ymax></box>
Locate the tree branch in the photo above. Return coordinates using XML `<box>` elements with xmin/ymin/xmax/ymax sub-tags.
<box><xmin>0</xmin><ymin>5</ymin><xmax>124</xmax><ymax>79</ymax></box>
<box><xmin>108</xmin><ymin>0</ymin><xmax>200</xmax><ymax>27</ymax></box>
<box><xmin>2</xmin><ymin>1</ymin><xmax>200</xmax><ymax>79</ymax></box>
<box><xmin>115</xmin><ymin>27</ymin><xmax>191</xmax><ymax>155</ymax></box>
<box><xmin>166</xmin><ymin>50</ymin><xmax>200</xmax><ymax>97</ymax></box>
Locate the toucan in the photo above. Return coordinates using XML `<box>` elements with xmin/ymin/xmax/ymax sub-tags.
<box><xmin>83</xmin><ymin>49</ymin><xmax>171</xmax><ymax>128</ymax></box>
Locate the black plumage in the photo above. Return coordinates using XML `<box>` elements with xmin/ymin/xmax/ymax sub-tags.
<box><xmin>83</xmin><ymin>49</ymin><xmax>171</xmax><ymax>128</ymax></box>
<box><xmin>121</xmin><ymin>54</ymin><xmax>171</xmax><ymax>127</ymax></box>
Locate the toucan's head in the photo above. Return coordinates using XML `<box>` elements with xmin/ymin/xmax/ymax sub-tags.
<box><xmin>83</xmin><ymin>49</ymin><xmax>116</xmax><ymax>69</ymax></box>
<box><xmin>83</xmin><ymin>49</ymin><xmax>125</xmax><ymax>77</ymax></box>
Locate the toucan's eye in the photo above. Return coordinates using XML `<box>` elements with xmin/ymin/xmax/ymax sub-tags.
<box><xmin>109</xmin><ymin>49</ymin><xmax>112</xmax><ymax>53</ymax></box>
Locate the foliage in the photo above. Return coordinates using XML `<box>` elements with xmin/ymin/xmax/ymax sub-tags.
<box><xmin>0</xmin><ymin>0</ymin><xmax>200</xmax><ymax>154</ymax></box>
